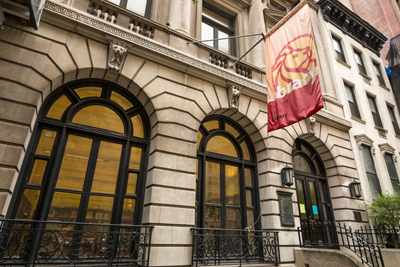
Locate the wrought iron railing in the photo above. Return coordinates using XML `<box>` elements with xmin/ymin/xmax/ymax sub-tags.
<box><xmin>0</xmin><ymin>219</ymin><xmax>153</xmax><ymax>266</ymax></box>
<box><xmin>356</xmin><ymin>224</ymin><xmax>400</xmax><ymax>249</ymax></box>
<box><xmin>298</xmin><ymin>221</ymin><xmax>384</xmax><ymax>267</ymax></box>
<box><xmin>191</xmin><ymin>228</ymin><xmax>280</xmax><ymax>266</ymax></box>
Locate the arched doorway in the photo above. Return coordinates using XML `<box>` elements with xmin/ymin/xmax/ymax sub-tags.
<box><xmin>293</xmin><ymin>138</ymin><xmax>334</xmax><ymax>245</ymax></box>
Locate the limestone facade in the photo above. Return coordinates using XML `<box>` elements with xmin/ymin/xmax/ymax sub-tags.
<box><xmin>0</xmin><ymin>0</ymin><xmax>398</xmax><ymax>266</ymax></box>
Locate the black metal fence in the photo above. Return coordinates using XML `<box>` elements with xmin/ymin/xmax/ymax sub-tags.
<box><xmin>356</xmin><ymin>225</ymin><xmax>400</xmax><ymax>249</ymax></box>
<box><xmin>191</xmin><ymin>228</ymin><xmax>280</xmax><ymax>266</ymax></box>
<box><xmin>0</xmin><ymin>219</ymin><xmax>153</xmax><ymax>266</ymax></box>
<box><xmin>298</xmin><ymin>221</ymin><xmax>384</xmax><ymax>267</ymax></box>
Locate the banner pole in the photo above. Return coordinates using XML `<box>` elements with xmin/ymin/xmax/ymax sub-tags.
<box><xmin>230</xmin><ymin>36</ymin><xmax>265</xmax><ymax>69</ymax></box>
<box><xmin>187</xmin><ymin>33</ymin><xmax>264</xmax><ymax>44</ymax></box>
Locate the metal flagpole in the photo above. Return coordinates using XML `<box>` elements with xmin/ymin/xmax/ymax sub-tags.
<box><xmin>187</xmin><ymin>33</ymin><xmax>264</xmax><ymax>44</ymax></box>
<box><xmin>230</xmin><ymin>36</ymin><xmax>265</xmax><ymax>69</ymax></box>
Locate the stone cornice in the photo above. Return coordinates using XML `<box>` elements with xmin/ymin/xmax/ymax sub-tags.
<box><xmin>378</xmin><ymin>143</ymin><xmax>396</xmax><ymax>156</ymax></box>
<box><xmin>354</xmin><ymin>134</ymin><xmax>374</xmax><ymax>149</ymax></box>
<box><xmin>44</xmin><ymin>1</ymin><xmax>267</xmax><ymax>94</ymax></box>
<box><xmin>317</xmin><ymin>0</ymin><xmax>387</xmax><ymax>56</ymax></box>
<box><xmin>315</xmin><ymin>109</ymin><xmax>352</xmax><ymax>131</ymax></box>
<box><xmin>228</xmin><ymin>0</ymin><xmax>252</xmax><ymax>7</ymax></box>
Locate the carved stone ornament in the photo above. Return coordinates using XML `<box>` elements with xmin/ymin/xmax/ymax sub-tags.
<box><xmin>108</xmin><ymin>41</ymin><xmax>128</xmax><ymax>72</ymax></box>
<box><xmin>228</xmin><ymin>86</ymin><xmax>242</xmax><ymax>109</ymax></box>
<box><xmin>305</xmin><ymin>115</ymin><xmax>316</xmax><ymax>134</ymax></box>
<box><xmin>378</xmin><ymin>143</ymin><xmax>396</xmax><ymax>156</ymax></box>
<box><xmin>354</xmin><ymin>134</ymin><xmax>374</xmax><ymax>150</ymax></box>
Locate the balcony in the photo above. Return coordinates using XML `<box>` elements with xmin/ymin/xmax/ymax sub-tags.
<box><xmin>191</xmin><ymin>228</ymin><xmax>280</xmax><ymax>266</ymax></box>
<box><xmin>0</xmin><ymin>219</ymin><xmax>153</xmax><ymax>266</ymax></box>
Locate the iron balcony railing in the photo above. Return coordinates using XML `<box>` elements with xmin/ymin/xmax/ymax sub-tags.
<box><xmin>0</xmin><ymin>219</ymin><xmax>153</xmax><ymax>266</ymax></box>
<box><xmin>298</xmin><ymin>221</ymin><xmax>384</xmax><ymax>267</ymax></box>
<box><xmin>356</xmin><ymin>224</ymin><xmax>400</xmax><ymax>249</ymax></box>
<box><xmin>191</xmin><ymin>228</ymin><xmax>280</xmax><ymax>266</ymax></box>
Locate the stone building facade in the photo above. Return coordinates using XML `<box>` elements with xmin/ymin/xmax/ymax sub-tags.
<box><xmin>0</xmin><ymin>0</ymin><xmax>398</xmax><ymax>266</ymax></box>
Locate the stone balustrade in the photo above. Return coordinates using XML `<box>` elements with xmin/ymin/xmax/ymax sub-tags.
<box><xmin>87</xmin><ymin>1</ymin><xmax>118</xmax><ymax>24</ymax></box>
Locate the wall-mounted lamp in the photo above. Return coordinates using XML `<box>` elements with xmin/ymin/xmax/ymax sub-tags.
<box><xmin>349</xmin><ymin>180</ymin><xmax>362</xmax><ymax>198</ymax></box>
<box><xmin>281</xmin><ymin>164</ymin><xmax>294</xmax><ymax>187</ymax></box>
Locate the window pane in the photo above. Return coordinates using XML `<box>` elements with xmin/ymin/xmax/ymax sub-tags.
<box><xmin>245</xmin><ymin>168</ymin><xmax>252</xmax><ymax>187</ymax></box>
<box><xmin>110</xmin><ymin>91</ymin><xmax>133</xmax><ymax>110</ymax></box>
<box><xmin>391</xmin><ymin>179</ymin><xmax>399</xmax><ymax>192</ymax></box>
<box><xmin>197</xmin><ymin>131</ymin><xmax>203</xmax><ymax>149</ymax></box>
<box><xmin>203</xmin><ymin>7</ymin><xmax>230</xmax><ymax>27</ymax></box>
<box><xmin>28</xmin><ymin>159</ymin><xmax>47</xmax><ymax>185</ymax></box>
<box><xmin>313</xmin><ymin>159</ymin><xmax>321</xmax><ymax>176</ymax></box>
<box><xmin>75</xmin><ymin>87</ymin><xmax>102</xmax><ymax>99</ymax></box>
<box><xmin>126</xmin><ymin>0</ymin><xmax>147</xmax><ymax>16</ymax></box>
<box><xmin>201</xmin><ymin>22</ymin><xmax>214</xmax><ymax>47</ymax></box>
<box><xmin>122</xmin><ymin>199</ymin><xmax>136</xmax><ymax>225</ymax></box>
<box><xmin>225</xmin><ymin>165</ymin><xmax>239</xmax><ymax>205</ymax></box>
<box><xmin>205</xmin><ymin>161</ymin><xmax>220</xmax><ymax>204</ymax></box>
<box><xmin>127</xmin><ymin>173</ymin><xmax>138</xmax><ymax>195</ymax></box>
<box><xmin>131</xmin><ymin>114</ymin><xmax>144</xmax><ymax>138</ymax></box>
<box><xmin>384</xmin><ymin>154</ymin><xmax>398</xmax><ymax>179</ymax></box>
<box><xmin>205</xmin><ymin>206</ymin><xmax>221</xmax><ymax>228</ymax></box>
<box><xmin>73</xmin><ymin>105</ymin><xmax>125</xmax><ymax>134</ymax></box>
<box><xmin>361</xmin><ymin>146</ymin><xmax>375</xmax><ymax>173</ymax></box>
<box><xmin>36</xmin><ymin>129</ymin><xmax>57</xmax><ymax>156</ymax></box>
<box><xmin>332</xmin><ymin>37</ymin><xmax>342</xmax><ymax>53</ymax></box>
<box><xmin>293</xmin><ymin>155</ymin><xmax>313</xmax><ymax>173</ymax></box>
<box><xmin>48</xmin><ymin>192</ymin><xmax>81</xmax><ymax>222</ymax></box>
<box><xmin>309</xmin><ymin>182</ymin><xmax>320</xmax><ymax>222</ymax></box>
<box><xmin>354</xmin><ymin>51</ymin><xmax>363</xmax><ymax>65</ymax></box>
<box><xmin>87</xmin><ymin>195</ymin><xmax>114</xmax><ymax>225</ymax></box>
<box><xmin>247</xmin><ymin>210</ymin><xmax>254</xmax><ymax>228</ymax></box>
<box><xmin>246</xmin><ymin>189</ymin><xmax>252</xmax><ymax>207</ymax></box>
<box><xmin>373</xmin><ymin>64</ymin><xmax>381</xmax><ymax>76</ymax></box>
<box><xmin>367</xmin><ymin>173</ymin><xmax>380</xmax><ymax>200</ymax></box>
<box><xmin>226</xmin><ymin>208</ymin><xmax>240</xmax><ymax>229</ymax></box>
<box><xmin>56</xmin><ymin>135</ymin><xmax>92</xmax><ymax>191</ymax></box>
<box><xmin>206</xmin><ymin>136</ymin><xmax>237</xmax><ymax>158</ymax></box>
<box><xmin>241</xmin><ymin>141</ymin><xmax>250</xmax><ymax>161</ymax></box>
<box><xmin>296</xmin><ymin>179</ymin><xmax>307</xmax><ymax>222</ymax></box>
<box><xmin>218</xmin><ymin>30</ymin><xmax>230</xmax><ymax>54</ymax></box>
<box><xmin>91</xmin><ymin>142</ymin><xmax>122</xmax><ymax>194</ymax></box>
<box><xmin>368</xmin><ymin>97</ymin><xmax>377</xmax><ymax>113</ymax></box>
<box><xmin>47</xmin><ymin>95</ymin><xmax>71</xmax><ymax>120</ymax></box>
<box><xmin>225</xmin><ymin>123</ymin><xmax>240</xmax><ymax>138</ymax></box>
<box><xmin>16</xmin><ymin>189</ymin><xmax>40</xmax><ymax>219</ymax></box>
<box><xmin>203</xmin><ymin>120</ymin><xmax>219</xmax><ymax>132</ymax></box>
<box><xmin>129</xmin><ymin>147</ymin><xmax>142</xmax><ymax>170</ymax></box>
<box><xmin>301</xmin><ymin>144</ymin><xmax>313</xmax><ymax>157</ymax></box>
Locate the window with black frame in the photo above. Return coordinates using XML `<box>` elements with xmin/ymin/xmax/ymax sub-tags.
<box><xmin>344</xmin><ymin>83</ymin><xmax>361</xmax><ymax>119</ymax></box>
<box><xmin>384</xmin><ymin>153</ymin><xmax>399</xmax><ymax>192</ymax></box>
<box><xmin>354</xmin><ymin>50</ymin><xmax>367</xmax><ymax>75</ymax></box>
<box><xmin>361</xmin><ymin>145</ymin><xmax>381</xmax><ymax>199</ymax></box>
<box><xmin>373</xmin><ymin>62</ymin><xmax>386</xmax><ymax>86</ymax></box>
<box><xmin>107</xmin><ymin>0</ymin><xmax>152</xmax><ymax>17</ymax></box>
<box><xmin>332</xmin><ymin>35</ymin><xmax>346</xmax><ymax>62</ymax></box>
<box><xmin>195</xmin><ymin>116</ymin><xmax>259</xmax><ymax>231</ymax></box>
<box><xmin>388</xmin><ymin>105</ymin><xmax>400</xmax><ymax>135</ymax></box>
<box><xmin>201</xmin><ymin>3</ymin><xmax>235</xmax><ymax>55</ymax></box>
<box><xmin>367</xmin><ymin>95</ymin><xmax>383</xmax><ymax>127</ymax></box>
<box><xmin>9</xmin><ymin>80</ymin><xmax>149</xmax><ymax>240</ymax></box>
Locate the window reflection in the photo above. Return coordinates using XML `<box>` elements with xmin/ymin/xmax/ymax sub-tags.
<box><xmin>73</xmin><ymin>105</ymin><xmax>125</xmax><ymax>133</ymax></box>
<box><xmin>28</xmin><ymin>159</ymin><xmax>47</xmax><ymax>185</ymax></box>
<box><xmin>16</xmin><ymin>189</ymin><xmax>40</xmax><ymax>219</ymax></box>
<box><xmin>207</xmin><ymin>136</ymin><xmax>237</xmax><ymax>158</ymax></box>
<box><xmin>203</xmin><ymin>120</ymin><xmax>219</xmax><ymax>132</ymax></box>
<box><xmin>110</xmin><ymin>91</ymin><xmax>133</xmax><ymax>110</ymax></box>
<box><xmin>293</xmin><ymin>155</ymin><xmax>312</xmax><ymax>173</ymax></box>
<box><xmin>75</xmin><ymin>87</ymin><xmax>102</xmax><ymax>99</ymax></box>
<box><xmin>36</xmin><ymin>129</ymin><xmax>57</xmax><ymax>156</ymax></box>
<box><xmin>205</xmin><ymin>161</ymin><xmax>220</xmax><ymax>204</ymax></box>
<box><xmin>129</xmin><ymin>147</ymin><xmax>142</xmax><ymax>170</ymax></box>
<box><xmin>131</xmin><ymin>114</ymin><xmax>144</xmax><ymax>138</ymax></box>
<box><xmin>225</xmin><ymin>165</ymin><xmax>239</xmax><ymax>205</ymax></box>
<box><xmin>47</xmin><ymin>95</ymin><xmax>71</xmax><ymax>120</ymax></box>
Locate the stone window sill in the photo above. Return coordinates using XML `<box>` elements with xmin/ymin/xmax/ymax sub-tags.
<box><xmin>351</xmin><ymin>116</ymin><xmax>366</xmax><ymax>124</ymax></box>
<box><xmin>336</xmin><ymin>58</ymin><xmax>351</xmax><ymax>69</ymax></box>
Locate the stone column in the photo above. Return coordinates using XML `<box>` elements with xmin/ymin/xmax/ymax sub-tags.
<box><xmin>168</xmin><ymin>0</ymin><xmax>191</xmax><ymax>35</ymax></box>
<box><xmin>248</xmin><ymin>0</ymin><xmax>266</xmax><ymax>68</ymax></box>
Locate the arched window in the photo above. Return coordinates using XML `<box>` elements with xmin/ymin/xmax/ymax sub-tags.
<box><xmin>196</xmin><ymin>116</ymin><xmax>260</xmax><ymax>230</ymax></box>
<box><xmin>293</xmin><ymin>139</ymin><xmax>333</xmax><ymax>228</ymax></box>
<box><xmin>9</xmin><ymin>80</ymin><xmax>150</xmax><ymax>230</ymax></box>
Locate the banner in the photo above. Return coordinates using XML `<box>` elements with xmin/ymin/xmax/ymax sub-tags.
<box><xmin>265</xmin><ymin>0</ymin><xmax>323</xmax><ymax>132</ymax></box>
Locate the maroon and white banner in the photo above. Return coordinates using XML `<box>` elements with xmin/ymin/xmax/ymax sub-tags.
<box><xmin>265</xmin><ymin>0</ymin><xmax>323</xmax><ymax>132</ymax></box>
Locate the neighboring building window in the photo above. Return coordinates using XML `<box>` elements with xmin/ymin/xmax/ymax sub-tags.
<box><xmin>344</xmin><ymin>83</ymin><xmax>361</xmax><ymax>118</ymax></box>
<box><xmin>367</xmin><ymin>95</ymin><xmax>383</xmax><ymax>127</ymax></box>
<box><xmin>361</xmin><ymin>145</ymin><xmax>381</xmax><ymax>199</ymax></box>
<box><xmin>354</xmin><ymin>50</ymin><xmax>367</xmax><ymax>75</ymax></box>
<box><xmin>332</xmin><ymin>36</ymin><xmax>346</xmax><ymax>62</ymax></box>
<box><xmin>196</xmin><ymin>117</ymin><xmax>259</xmax><ymax>230</ymax></box>
<box><xmin>373</xmin><ymin>62</ymin><xmax>386</xmax><ymax>86</ymax></box>
<box><xmin>107</xmin><ymin>0</ymin><xmax>151</xmax><ymax>17</ymax></box>
<box><xmin>384</xmin><ymin>153</ymin><xmax>399</xmax><ymax>192</ymax></box>
<box><xmin>202</xmin><ymin>3</ymin><xmax>235</xmax><ymax>55</ymax></box>
<box><xmin>10</xmin><ymin>80</ymin><xmax>150</xmax><ymax>229</ymax></box>
<box><xmin>388</xmin><ymin>105</ymin><xmax>400</xmax><ymax>135</ymax></box>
